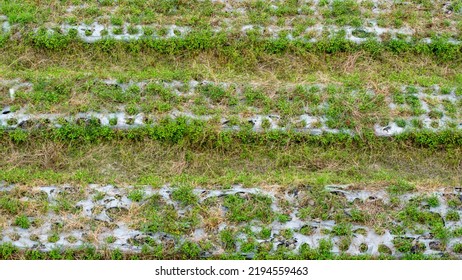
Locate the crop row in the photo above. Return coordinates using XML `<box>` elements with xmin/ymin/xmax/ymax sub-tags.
<box><xmin>1</xmin><ymin>183</ymin><xmax>462</xmax><ymax>259</ymax></box>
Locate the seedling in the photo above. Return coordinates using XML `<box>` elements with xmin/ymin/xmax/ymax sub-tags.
<box><xmin>14</xmin><ymin>215</ymin><xmax>30</xmax><ymax>229</ymax></box>
<box><xmin>128</xmin><ymin>189</ymin><xmax>145</xmax><ymax>202</ymax></box>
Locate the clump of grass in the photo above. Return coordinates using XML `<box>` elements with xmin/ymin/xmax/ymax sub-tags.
<box><xmin>338</xmin><ymin>237</ymin><xmax>351</xmax><ymax>252</ymax></box>
<box><xmin>259</xmin><ymin>227</ymin><xmax>272</xmax><ymax>239</ymax></box>
<box><xmin>0</xmin><ymin>197</ymin><xmax>22</xmax><ymax>215</ymax></box>
<box><xmin>426</xmin><ymin>195</ymin><xmax>440</xmax><ymax>207</ymax></box>
<box><xmin>387</xmin><ymin>181</ymin><xmax>416</xmax><ymax>195</ymax></box>
<box><xmin>453</xmin><ymin>243</ymin><xmax>462</xmax><ymax>254</ymax></box>
<box><xmin>220</xmin><ymin>228</ymin><xmax>236</xmax><ymax>251</ymax></box>
<box><xmin>198</xmin><ymin>84</ymin><xmax>229</xmax><ymax>103</ymax></box>
<box><xmin>393</xmin><ymin>237</ymin><xmax>413</xmax><ymax>253</ymax></box>
<box><xmin>178</xmin><ymin>241</ymin><xmax>201</xmax><ymax>259</ymax></box>
<box><xmin>378</xmin><ymin>244</ymin><xmax>392</xmax><ymax>255</ymax></box>
<box><xmin>395</xmin><ymin>118</ymin><xmax>407</xmax><ymax>128</ymax></box>
<box><xmin>47</xmin><ymin>233</ymin><xmax>60</xmax><ymax>243</ymax></box>
<box><xmin>128</xmin><ymin>189</ymin><xmax>145</xmax><ymax>202</ymax></box>
<box><xmin>445</xmin><ymin>210</ymin><xmax>460</xmax><ymax>221</ymax></box>
<box><xmin>331</xmin><ymin>223</ymin><xmax>352</xmax><ymax>236</ymax></box>
<box><xmin>223</xmin><ymin>193</ymin><xmax>274</xmax><ymax>224</ymax></box>
<box><xmin>277</xmin><ymin>214</ymin><xmax>291</xmax><ymax>223</ymax></box>
<box><xmin>105</xmin><ymin>236</ymin><xmax>116</xmax><ymax>244</ymax></box>
<box><xmin>14</xmin><ymin>215</ymin><xmax>30</xmax><ymax>229</ymax></box>
<box><xmin>171</xmin><ymin>185</ymin><xmax>198</xmax><ymax>206</ymax></box>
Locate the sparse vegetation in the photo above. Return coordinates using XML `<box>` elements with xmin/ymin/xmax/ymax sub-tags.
<box><xmin>0</xmin><ymin>0</ymin><xmax>461</xmax><ymax>261</ymax></box>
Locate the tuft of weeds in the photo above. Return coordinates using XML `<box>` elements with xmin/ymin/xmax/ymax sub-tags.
<box><xmin>128</xmin><ymin>189</ymin><xmax>145</xmax><ymax>202</ymax></box>
<box><xmin>223</xmin><ymin>193</ymin><xmax>274</xmax><ymax>224</ymax></box>
<box><xmin>14</xmin><ymin>214</ymin><xmax>30</xmax><ymax>229</ymax></box>
<box><xmin>171</xmin><ymin>185</ymin><xmax>198</xmax><ymax>206</ymax></box>
<box><xmin>387</xmin><ymin>181</ymin><xmax>416</xmax><ymax>195</ymax></box>
<box><xmin>446</xmin><ymin>210</ymin><xmax>460</xmax><ymax>221</ymax></box>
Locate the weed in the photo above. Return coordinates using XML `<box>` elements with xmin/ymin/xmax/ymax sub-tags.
<box><xmin>178</xmin><ymin>241</ymin><xmax>201</xmax><ymax>259</ymax></box>
<box><xmin>393</xmin><ymin>237</ymin><xmax>413</xmax><ymax>253</ymax></box>
<box><xmin>128</xmin><ymin>189</ymin><xmax>145</xmax><ymax>202</ymax></box>
<box><xmin>426</xmin><ymin>195</ymin><xmax>440</xmax><ymax>207</ymax></box>
<box><xmin>338</xmin><ymin>237</ymin><xmax>351</xmax><ymax>252</ymax></box>
<box><xmin>14</xmin><ymin>214</ymin><xmax>30</xmax><ymax>229</ymax></box>
<box><xmin>259</xmin><ymin>227</ymin><xmax>272</xmax><ymax>239</ymax></box>
<box><xmin>220</xmin><ymin>228</ymin><xmax>236</xmax><ymax>251</ymax></box>
<box><xmin>0</xmin><ymin>196</ymin><xmax>22</xmax><ymax>214</ymax></box>
<box><xmin>47</xmin><ymin>233</ymin><xmax>60</xmax><ymax>243</ymax></box>
<box><xmin>378</xmin><ymin>244</ymin><xmax>392</xmax><ymax>255</ymax></box>
<box><xmin>331</xmin><ymin>223</ymin><xmax>352</xmax><ymax>236</ymax></box>
<box><xmin>453</xmin><ymin>243</ymin><xmax>462</xmax><ymax>254</ymax></box>
<box><xmin>387</xmin><ymin>181</ymin><xmax>416</xmax><ymax>195</ymax></box>
<box><xmin>277</xmin><ymin>214</ymin><xmax>291</xmax><ymax>223</ymax></box>
<box><xmin>445</xmin><ymin>210</ymin><xmax>460</xmax><ymax>221</ymax></box>
<box><xmin>171</xmin><ymin>185</ymin><xmax>198</xmax><ymax>206</ymax></box>
<box><xmin>0</xmin><ymin>243</ymin><xmax>18</xmax><ymax>259</ymax></box>
<box><xmin>105</xmin><ymin>236</ymin><xmax>116</xmax><ymax>244</ymax></box>
<box><xmin>223</xmin><ymin>193</ymin><xmax>274</xmax><ymax>224</ymax></box>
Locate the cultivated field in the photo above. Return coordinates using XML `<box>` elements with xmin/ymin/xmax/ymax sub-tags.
<box><xmin>0</xmin><ymin>0</ymin><xmax>461</xmax><ymax>260</ymax></box>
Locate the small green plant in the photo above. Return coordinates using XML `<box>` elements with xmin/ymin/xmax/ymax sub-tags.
<box><xmin>93</xmin><ymin>191</ymin><xmax>105</xmax><ymax>201</ymax></box>
<box><xmin>446</xmin><ymin>210</ymin><xmax>460</xmax><ymax>221</ymax></box>
<box><xmin>378</xmin><ymin>244</ymin><xmax>392</xmax><ymax>255</ymax></box>
<box><xmin>171</xmin><ymin>185</ymin><xmax>198</xmax><ymax>206</ymax></box>
<box><xmin>113</xmin><ymin>27</ymin><xmax>123</xmax><ymax>35</ymax></box>
<box><xmin>127</xmin><ymin>25</ymin><xmax>139</xmax><ymax>35</ymax></box>
<box><xmin>261</xmin><ymin>118</ymin><xmax>271</xmax><ymax>130</ymax></box>
<box><xmin>14</xmin><ymin>215</ymin><xmax>30</xmax><ymax>229</ymax></box>
<box><xmin>411</xmin><ymin>118</ymin><xmax>423</xmax><ymax>128</ymax></box>
<box><xmin>109</xmin><ymin>117</ymin><xmax>118</xmax><ymax>126</ymax></box>
<box><xmin>349</xmin><ymin>209</ymin><xmax>368</xmax><ymax>223</ymax></box>
<box><xmin>395</xmin><ymin>118</ymin><xmax>407</xmax><ymax>128</ymax></box>
<box><xmin>281</xmin><ymin>229</ymin><xmax>293</xmax><ymax>239</ymax></box>
<box><xmin>111</xmin><ymin>249</ymin><xmax>123</xmax><ymax>260</ymax></box>
<box><xmin>179</xmin><ymin>241</ymin><xmax>201</xmax><ymax>259</ymax></box>
<box><xmin>259</xmin><ymin>227</ymin><xmax>272</xmax><ymax>239</ymax></box>
<box><xmin>453</xmin><ymin>243</ymin><xmax>462</xmax><ymax>254</ymax></box>
<box><xmin>240</xmin><ymin>239</ymin><xmax>257</xmax><ymax>253</ymax></box>
<box><xmin>105</xmin><ymin>236</ymin><xmax>116</xmax><ymax>244</ymax></box>
<box><xmin>223</xmin><ymin>193</ymin><xmax>273</xmax><ymax>224</ymax></box>
<box><xmin>393</xmin><ymin>237</ymin><xmax>413</xmax><ymax>253</ymax></box>
<box><xmin>110</xmin><ymin>16</ymin><xmax>123</xmax><ymax>26</ymax></box>
<box><xmin>338</xmin><ymin>237</ymin><xmax>351</xmax><ymax>252</ymax></box>
<box><xmin>47</xmin><ymin>233</ymin><xmax>60</xmax><ymax>243</ymax></box>
<box><xmin>299</xmin><ymin>225</ymin><xmax>314</xmax><ymax>236</ymax></box>
<box><xmin>8</xmin><ymin>130</ymin><xmax>28</xmax><ymax>144</ymax></box>
<box><xmin>0</xmin><ymin>243</ymin><xmax>18</xmax><ymax>259</ymax></box>
<box><xmin>126</xmin><ymin>104</ymin><xmax>139</xmax><ymax>115</ymax></box>
<box><xmin>387</xmin><ymin>181</ymin><xmax>416</xmax><ymax>195</ymax></box>
<box><xmin>128</xmin><ymin>189</ymin><xmax>144</xmax><ymax>202</ymax></box>
<box><xmin>426</xmin><ymin>195</ymin><xmax>440</xmax><ymax>207</ymax></box>
<box><xmin>0</xmin><ymin>197</ymin><xmax>22</xmax><ymax>214</ymax></box>
<box><xmin>277</xmin><ymin>214</ymin><xmax>290</xmax><ymax>223</ymax></box>
<box><xmin>317</xmin><ymin>238</ymin><xmax>333</xmax><ymax>258</ymax></box>
<box><xmin>220</xmin><ymin>229</ymin><xmax>236</xmax><ymax>251</ymax></box>
<box><xmin>331</xmin><ymin>223</ymin><xmax>352</xmax><ymax>236</ymax></box>
<box><xmin>199</xmin><ymin>84</ymin><xmax>228</xmax><ymax>103</ymax></box>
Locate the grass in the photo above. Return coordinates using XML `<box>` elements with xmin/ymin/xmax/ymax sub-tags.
<box><xmin>14</xmin><ymin>214</ymin><xmax>30</xmax><ymax>229</ymax></box>
<box><xmin>0</xmin><ymin>0</ymin><xmax>460</xmax><ymax>38</ymax></box>
<box><xmin>171</xmin><ymin>185</ymin><xmax>198</xmax><ymax>206</ymax></box>
<box><xmin>223</xmin><ymin>193</ymin><xmax>274</xmax><ymax>224</ymax></box>
<box><xmin>0</xmin><ymin>242</ymin><xmax>454</xmax><ymax>260</ymax></box>
<box><xmin>1</xmin><ymin>0</ymin><xmax>462</xmax><ymax>261</ymax></box>
<box><xmin>0</xmin><ymin>137</ymin><xmax>460</xmax><ymax>188</ymax></box>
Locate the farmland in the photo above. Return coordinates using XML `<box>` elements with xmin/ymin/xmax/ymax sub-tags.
<box><xmin>0</xmin><ymin>0</ymin><xmax>462</xmax><ymax>260</ymax></box>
